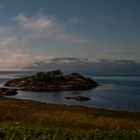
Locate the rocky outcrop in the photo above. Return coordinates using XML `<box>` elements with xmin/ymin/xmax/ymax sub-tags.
<box><xmin>64</xmin><ymin>96</ymin><xmax>91</xmax><ymax>101</ymax></box>
<box><xmin>4</xmin><ymin>70</ymin><xmax>98</xmax><ymax>92</ymax></box>
<box><xmin>0</xmin><ymin>87</ymin><xmax>17</xmax><ymax>96</ymax></box>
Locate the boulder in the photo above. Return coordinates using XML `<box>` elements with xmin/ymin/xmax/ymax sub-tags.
<box><xmin>64</xmin><ymin>96</ymin><xmax>91</xmax><ymax>101</ymax></box>
<box><xmin>0</xmin><ymin>88</ymin><xmax>17</xmax><ymax>96</ymax></box>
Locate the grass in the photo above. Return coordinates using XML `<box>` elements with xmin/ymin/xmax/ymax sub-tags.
<box><xmin>0</xmin><ymin>127</ymin><xmax>140</xmax><ymax>140</ymax></box>
<box><xmin>0</xmin><ymin>96</ymin><xmax>140</xmax><ymax>139</ymax></box>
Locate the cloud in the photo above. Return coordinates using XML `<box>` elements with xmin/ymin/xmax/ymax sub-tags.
<box><xmin>0</xmin><ymin>37</ymin><xmax>18</xmax><ymax>47</ymax></box>
<box><xmin>0</xmin><ymin>26</ymin><xmax>13</xmax><ymax>35</ymax></box>
<box><xmin>0</xmin><ymin>49</ymin><xmax>31</xmax><ymax>69</ymax></box>
<box><xmin>0</xmin><ymin>26</ymin><xmax>20</xmax><ymax>52</ymax></box>
<box><xmin>24</xmin><ymin>57</ymin><xmax>140</xmax><ymax>74</ymax></box>
<box><xmin>105</xmin><ymin>51</ymin><xmax>140</xmax><ymax>61</ymax></box>
<box><xmin>14</xmin><ymin>11</ymin><xmax>90</xmax><ymax>45</ymax></box>
<box><xmin>14</xmin><ymin>13</ymin><xmax>58</xmax><ymax>31</ymax></box>
<box><xmin>0</xmin><ymin>48</ymin><xmax>53</xmax><ymax>69</ymax></box>
<box><xmin>50</xmin><ymin>57</ymin><xmax>88</xmax><ymax>63</ymax></box>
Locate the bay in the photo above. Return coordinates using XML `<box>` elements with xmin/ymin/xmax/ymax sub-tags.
<box><xmin>0</xmin><ymin>71</ymin><xmax>140</xmax><ymax>112</ymax></box>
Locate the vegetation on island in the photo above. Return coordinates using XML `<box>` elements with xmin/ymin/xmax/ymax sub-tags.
<box><xmin>0</xmin><ymin>97</ymin><xmax>140</xmax><ymax>139</ymax></box>
<box><xmin>4</xmin><ymin>70</ymin><xmax>98</xmax><ymax>91</ymax></box>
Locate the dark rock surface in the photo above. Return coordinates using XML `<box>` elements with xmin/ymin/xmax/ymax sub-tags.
<box><xmin>0</xmin><ymin>87</ymin><xmax>17</xmax><ymax>96</ymax></box>
<box><xmin>64</xmin><ymin>96</ymin><xmax>91</xmax><ymax>101</ymax></box>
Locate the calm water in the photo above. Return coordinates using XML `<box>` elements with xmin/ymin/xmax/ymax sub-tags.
<box><xmin>0</xmin><ymin>71</ymin><xmax>140</xmax><ymax>112</ymax></box>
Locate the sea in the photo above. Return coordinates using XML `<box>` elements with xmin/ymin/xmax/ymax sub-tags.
<box><xmin>0</xmin><ymin>71</ymin><xmax>140</xmax><ymax>112</ymax></box>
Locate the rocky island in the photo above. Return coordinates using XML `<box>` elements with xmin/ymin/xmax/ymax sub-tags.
<box><xmin>4</xmin><ymin>70</ymin><xmax>98</xmax><ymax>92</ymax></box>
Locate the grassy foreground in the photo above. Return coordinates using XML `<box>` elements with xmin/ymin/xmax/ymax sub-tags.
<box><xmin>0</xmin><ymin>96</ymin><xmax>140</xmax><ymax>139</ymax></box>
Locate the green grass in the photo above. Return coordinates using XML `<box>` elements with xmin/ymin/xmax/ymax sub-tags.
<box><xmin>0</xmin><ymin>127</ymin><xmax>140</xmax><ymax>140</ymax></box>
<box><xmin>0</xmin><ymin>96</ymin><xmax>140</xmax><ymax>139</ymax></box>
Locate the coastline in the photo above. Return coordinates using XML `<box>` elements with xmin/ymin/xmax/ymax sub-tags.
<box><xmin>0</xmin><ymin>96</ymin><xmax>140</xmax><ymax>130</ymax></box>
<box><xmin>0</xmin><ymin>71</ymin><xmax>140</xmax><ymax>138</ymax></box>
<box><xmin>1</xmin><ymin>71</ymin><xmax>140</xmax><ymax>112</ymax></box>
<box><xmin>4</xmin><ymin>94</ymin><xmax>140</xmax><ymax>113</ymax></box>
<box><xmin>0</xmin><ymin>95</ymin><xmax>140</xmax><ymax>139</ymax></box>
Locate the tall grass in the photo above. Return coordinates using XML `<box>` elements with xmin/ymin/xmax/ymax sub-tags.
<box><xmin>0</xmin><ymin>97</ymin><xmax>140</xmax><ymax>139</ymax></box>
<box><xmin>0</xmin><ymin>127</ymin><xmax>140</xmax><ymax>140</ymax></box>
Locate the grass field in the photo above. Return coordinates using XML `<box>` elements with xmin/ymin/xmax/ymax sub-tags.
<box><xmin>0</xmin><ymin>96</ymin><xmax>140</xmax><ymax>139</ymax></box>
<box><xmin>0</xmin><ymin>127</ymin><xmax>140</xmax><ymax>140</ymax></box>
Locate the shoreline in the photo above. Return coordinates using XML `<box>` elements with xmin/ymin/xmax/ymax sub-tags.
<box><xmin>1</xmin><ymin>95</ymin><xmax>140</xmax><ymax>115</ymax></box>
<box><xmin>4</xmin><ymin>95</ymin><xmax>140</xmax><ymax>113</ymax></box>
<box><xmin>0</xmin><ymin>96</ymin><xmax>140</xmax><ymax>120</ymax></box>
<box><xmin>0</xmin><ymin>95</ymin><xmax>140</xmax><ymax>139</ymax></box>
<box><xmin>1</xmin><ymin>96</ymin><xmax>140</xmax><ymax>120</ymax></box>
<box><xmin>1</xmin><ymin>70</ymin><xmax>140</xmax><ymax>113</ymax></box>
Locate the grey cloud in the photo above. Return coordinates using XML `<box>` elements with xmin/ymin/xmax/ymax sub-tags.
<box><xmin>14</xmin><ymin>11</ymin><xmax>91</xmax><ymax>45</ymax></box>
<box><xmin>23</xmin><ymin>58</ymin><xmax>140</xmax><ymax>74</ymax></box>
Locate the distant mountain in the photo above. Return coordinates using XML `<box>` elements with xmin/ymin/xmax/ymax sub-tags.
<box><xmin>23</xmin><ymin>57</ymin><xmax>140</xmax><ymax>74</ymax></box>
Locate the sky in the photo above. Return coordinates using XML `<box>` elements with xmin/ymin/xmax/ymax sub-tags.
<box><xmin>0</xmin><ymin>0</ymin><xmax>140</xmax><ymax>69</ymax></box>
